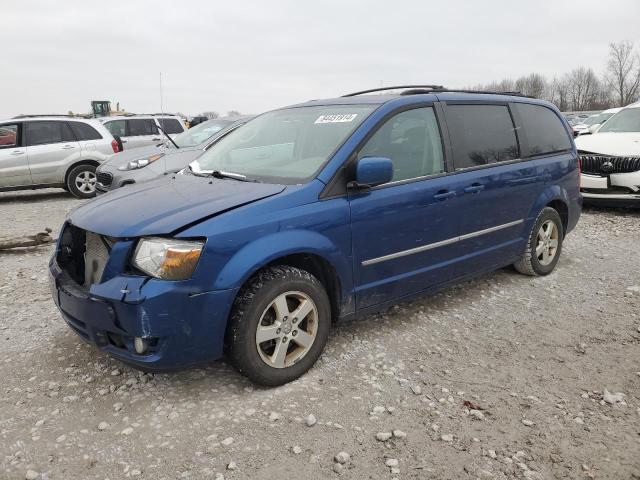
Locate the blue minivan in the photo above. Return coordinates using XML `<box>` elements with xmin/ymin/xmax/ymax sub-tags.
<box><xmin>50</xmin><ymin>86</ymin><xmax>581</xmax><ymax>385</ymax></box>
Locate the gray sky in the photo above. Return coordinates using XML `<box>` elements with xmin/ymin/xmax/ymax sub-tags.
<box><xmin>1</xmin><ymin>0</ymin><xmax>638</xmax><ymax>118</ymax></box>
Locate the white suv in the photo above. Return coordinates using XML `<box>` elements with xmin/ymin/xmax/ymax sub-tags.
<box><xmin>99</xmin><ymin>115</ymin><xmax>185</xmax><ymax>150</ymax></box>
<box><xmin>0</xmin><ymin>116</ymin><xmax>119</xmax><ymax>198</ymax></box>
<box><xmin>576</xmin><ymin>102</ymin><xmax>640</xmax><ymax>205</ymax></box>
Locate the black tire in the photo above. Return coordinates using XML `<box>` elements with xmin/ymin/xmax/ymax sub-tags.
<box><xmin>513</xmin><ymin>207</ymin><xmax>564</xmax><ymax>276</ymax></box>
<box><xmin>66</xmin><ymin>164</ymin><xmax>97</xmax><ymax>199</ymax></box>
<box><xmin>225</xmin><ymin>266</ymin><xmax>331</xmax><ymax>386</ymax></box>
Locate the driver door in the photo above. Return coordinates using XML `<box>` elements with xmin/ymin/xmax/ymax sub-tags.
<box><xmin>348</xmin><ymin>106</ymin><xmax>461</xmax><ymax>309</ymax></box>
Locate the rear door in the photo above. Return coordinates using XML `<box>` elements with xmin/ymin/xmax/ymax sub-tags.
<box><xmin>25</xmin><ymin>121</ymin><xmax>81</xmax><ymax>185</ymax></box>
<box><xmin>68</xmin><ymin>121</ymin><xmax>107</xmax><ymax>155</ymax></box>
<box><xmin>349</xmin><ymin>105</ymin><xmax>461</xmax><ymax>309</ymax></box>
<box><xmin>126</xmin><ymin>118</ymin><xmax>161</xmax><ymax>149</ymax></box>
<box><xmin>439</xmin><ymin>102</ymin><xmax>546</xmax><ymax>275</ymax></box>
<box><xmin>0</xmin><ymin>122</ymin><xmax>30</xmax><ymax>187</ymax></box>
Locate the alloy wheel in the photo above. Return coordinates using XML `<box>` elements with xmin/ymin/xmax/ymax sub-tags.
<box><xmin>536</xmin><ymin>219</ymin><xmax>559</xmax><ymax>266</ymax></box>
<box><xmin>75</xmin><ymin>171</ymin><xmax>97</xmax><ymax>194</ymax></box>
<box><xmin>255</xmin><ymin>291</ymin><xmax>318</xmax><ymax>368</ymax></box>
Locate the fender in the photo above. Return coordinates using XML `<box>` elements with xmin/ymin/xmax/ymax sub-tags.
<box><xmin>213</xmin><ymin>229</ymin><xmax>355</xmax><ymax>315</ymax></box>
<box><xmin>526</xmin><ymin>184</ymin><xmax>570</xmax><ymax>228</ymax></box>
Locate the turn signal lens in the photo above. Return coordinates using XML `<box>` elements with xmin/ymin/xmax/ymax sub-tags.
<box><xmin>132</xmin><ymin>238</ymin><xmax>204</xmax><ymax>280</ymax></box>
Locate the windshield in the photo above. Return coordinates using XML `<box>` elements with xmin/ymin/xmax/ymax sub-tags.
<box><xmin>193</xmin><ymin>105</ymin><xmax>375</xmax><ymax>183</ymax></box>
<box><xmin>583</xmin><ymin>115</ymin><xmax>602</xmax><ymax>126</ymax></box>
<box><xmin>174</xmin><ymin>119</ymin><xmax>234</xmax><ymax>147</ymax></box>
<box><xmin>598</xmin><ymin>108</ymin><xmax>640</xmax><ymax>133</ymax></box>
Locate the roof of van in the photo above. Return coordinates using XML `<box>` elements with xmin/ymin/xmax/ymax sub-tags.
<box><xmin>291</xmin><ymin>91</ymin><xmax>550</xmax><ymax>109</ymax></box>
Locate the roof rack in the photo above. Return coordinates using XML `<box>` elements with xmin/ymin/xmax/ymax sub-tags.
<box><xmin>12</xmin><ymin>114</ymin><xmax>83</xmax><ymax>119</ymax></box>
<box><xmin>342</xmin><ymin>85</ymin><xmax>445</xmax><ymax>97</ymax></box>
<box><xmin>342</xmin><ymin>85</ymin><xmax>530</xmax><ymax>98</ymax></box>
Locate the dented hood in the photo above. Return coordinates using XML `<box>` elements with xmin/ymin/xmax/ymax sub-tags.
<box><xmin>69</xmin><ymin>174</ymin><xmax>285</xmax><ymax>237</ymax></box>
<box><xmin>575</xmin><ymin>132</ymin><xmax>640</xmax><ymax>156</ymax></box>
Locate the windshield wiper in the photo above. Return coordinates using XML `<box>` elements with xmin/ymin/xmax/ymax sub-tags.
<box><xmin>156</xmin><ymin>124</ymin><xmax>180</xmax><ymax>149</ymax></box>
<box><xmin>210</xmin><ymin>170</ymin><xmax>248</xmax><ymax>181</ymax></box>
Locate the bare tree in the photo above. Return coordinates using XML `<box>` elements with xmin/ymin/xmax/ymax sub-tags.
<box><xmin>226</xmin><ymin>110</ymin><xmax>242</xmax><ymax>118</ymax></box>
<box><xmin>564</xmin><ymin>68</ymin><xmax>601</xmax><ymax>111</ymax></box>
<box><xmin>515</xmin><ymin>73</ymin><xmax>547</xmax><ymax>98</ymax></box>
<box><xmin>201</xmin><ymin>111</ymin><xmax>219</xmax><ymax>119</ymax></box>
<box><xmin>605</xmin><ymin>40</ymin><xmax>640</xmax><ymax>107</ymax></box>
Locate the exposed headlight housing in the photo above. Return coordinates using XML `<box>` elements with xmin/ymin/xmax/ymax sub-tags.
<box><xmin>132</xmin><ymin>238</ymin><xmax>204</xmax><ymax>280</ymax></box>
<box><xmin>118</xmin><ymin>153</ymin><xmax>164</xmax><ymax>171</ymax></box>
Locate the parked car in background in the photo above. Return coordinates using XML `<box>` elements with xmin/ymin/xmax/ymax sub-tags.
<box><xmin>99</xmin><ymin>115</ymin><xmax>185</xmax><ymax>150</ymax></box>
<box><xmin>572</xmin><ymin>107</ymin><xmax>622</xmax><ymax>136</ymax></box>
<box><xmin>95</xmin><ymin>116</ymin><xmax>252</xmax><ymax>194</ymax></box>
<box><xmin>576</xmin><ymin>102</ymin><xmax>640</xmax><ymax>205</ymax></box>
<box><xmin>0</xmin><ymin>117</ymin><xmax>119</xmax><ymax>198</ymax></box>
<box><xmin>188</xmin><ymin>116</ymin><xmax>208</xmax><ymax>128</ymax></box>
<box><xmin>50</xmin><ymin>87</ymin><xmax>580</xmax><ymax>385</ymax></box>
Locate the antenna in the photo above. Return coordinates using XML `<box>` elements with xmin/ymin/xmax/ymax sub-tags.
<box><xmin>159</xmin><ymin>72</ymin><xmax>166</xmax><ymax>153</ymax></box>
<box><xmin>159</xmin><ymin>72</ymin><xmax>164</xmax><ymax>115</ymax></box>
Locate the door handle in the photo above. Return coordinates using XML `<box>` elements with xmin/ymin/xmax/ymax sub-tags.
<box><xmin>463</xmin><ymin>184</ymin><xmax>485</xmax><ymax>194</ymax></box>
<box><xmin>433</xmin><ymin>190</ymin><xmax>456</xmax><ymax>201</ymax></box>
<box><xmin>10</xmin><ymin>150</ymin><xmax>24</xmax><ymax>155</ymax></box>
<box><xmin>62</xmin><ymin>144</ymin><xmax>76</xmax><ymax>150</ymax></box>
<box><xmin>151</xmin><ymin>137</ymin><xmax>161</xmax><ymax>141</ymax></box>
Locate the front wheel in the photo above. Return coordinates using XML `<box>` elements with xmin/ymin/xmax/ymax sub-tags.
<box><xmin>514</xmin><ymin>207</ymin><xmax>564</xmax><ymax>276</ymax></box>
<box><xmin>226</xmin><ymin>266</ymin><xmax>331</xmax><ymax>386</ymax></box>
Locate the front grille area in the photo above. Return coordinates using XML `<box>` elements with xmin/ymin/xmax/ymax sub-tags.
<box><xmin>96</xmin><ymin>171</ymin><xmax>113</xmax><ymax>186</ymax></box>
<box><xmin>579</xmin><ymin>154</ymin><xmax>640</xmax><ymax>176</ymax></box>
<box><xmin>57</xmin><ymin>224</ymin><xmax>113</xmax><ymax>287</ymax></box>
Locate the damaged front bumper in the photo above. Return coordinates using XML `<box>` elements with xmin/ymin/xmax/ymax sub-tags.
<box><xmin>580</xmin><ymin>172</ymin><xmax>640</xmax><ymax>205</ymax></box>
<box><xmin>49</xmin><ymin>256</ymin><xmax>238</xmax><ymax>370</ymax></box>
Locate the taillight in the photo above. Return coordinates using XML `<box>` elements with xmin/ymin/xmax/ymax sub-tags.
<box><xmin>111</xmin><ymin>139</ymin><xmax>119</xmax><ymax>153</ymax></box>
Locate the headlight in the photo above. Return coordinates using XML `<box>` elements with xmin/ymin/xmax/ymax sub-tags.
<box><xmin>132</xmin><ymin>238</ymin><xmax>204</xmax><ymax>280</ymax></box>
<box><xmin>118</xmin><ymin>153</ymin><xmax>164</xmax><ymax>171</ymax></box>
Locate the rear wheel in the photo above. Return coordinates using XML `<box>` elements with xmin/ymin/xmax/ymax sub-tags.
<box><xmin>226</xmin><ymin>266</ymin><xmax>331</xmax><ymax>386</ymax></box>
<box><xmin>514</xmin><ymin>207</ymin><xmax>564</xmax><ymax>276</ymax></box>
<box><xmin>66</xmin><ymin>164</ymin><xmax>97</xmax><ymax>199</ymax></box>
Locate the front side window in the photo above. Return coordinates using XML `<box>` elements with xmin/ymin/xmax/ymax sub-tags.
<box><xmin>194</xmin><ymin>105</ymin><xmax>375</xmax><ymax>183</ymax></box>
<box><xmin>158</xmin><ymin>118</ymin><xmax>184</xmax><ymax>135</ymax></box>
<box><xmin>513</xmin><ymin>103</ymin><xmax>572</xmax><ymax>157</ymax></box>
<box><xmin>0</xmin><ymin>124</ymin><xmax>19</xmax><ymax>148</ymax></box>
<box><xmin>358</xmin><ymin>107</ymin><xmax>444</xmax><ymax>182</ymax></box>
<box><xmin>598</xmin><ymin>108</ymin><xmax>640</xmax><ymax>133</ymax></box>
<box><xmin>174</xmin><ymin>119</ymin><xmax>233</xmax><ymax>147</ymax></box>
<box><xmin>447</xmin><ymin>104</ymin><xmax>519</xmax><ymax>169</ymax></box>
<box><xmin>127</xmin><ymin>119</ymin><xmax>158</xmax><ymax>136</ymax></box>
<box><xmin>25</xmin><ymin>121</ymin><xmax>74</xmax><ymax>146</ymax></box>
<box><xmin>104</xmin><ymin>120</ymin><xmax>126</xmax><ymax>137</ymax></box>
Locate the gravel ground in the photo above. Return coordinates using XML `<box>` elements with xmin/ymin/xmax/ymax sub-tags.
<box><xmin>1</xmin><ymin>189</ymin><xmax>639</xmax><ymax>480</ymax></box>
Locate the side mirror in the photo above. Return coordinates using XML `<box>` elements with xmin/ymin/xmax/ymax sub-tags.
<box><xmin>587</xmin><ymin>124</ymin><xmax>600</xmax><ymax>134</ymax></box>
<box><xmin>350</xmin><ymin>157</ymin><xmax>393</xmax><ymax>188</ymax></box>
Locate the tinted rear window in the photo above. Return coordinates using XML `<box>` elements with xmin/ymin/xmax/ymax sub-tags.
<box><xmin>69</xmin><ymin>121</ymin><xmax>102</xmax><ymax>141</ymax></box>
<box><xmin>128</xmin><ymin>119</ymin><xmax>158</xmax><ymax>136</ymax></box>
<box><xmin>26</xmin><ymin>121</ymin><xmax>75</xmax><ymax>146</ymax></box>
<box><xmin>446</xmin><ymin>104</ymin><xmax>519</xmax><ymax>169</ymax></box>
<box><xmin>513</xmin><ymin>103</ymin><xmax>572</xmax><ymax>156</ymax></box>
<box><xmin>158</xmin><ymin>118</ymin><xmax>184</xmax><ymax>134</ymax></box>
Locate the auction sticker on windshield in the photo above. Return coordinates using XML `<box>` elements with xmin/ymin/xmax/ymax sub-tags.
<box><xmin>315</xmin><ymin>114</ymin><xmax>358</xmax><ymax>124</ymax></box>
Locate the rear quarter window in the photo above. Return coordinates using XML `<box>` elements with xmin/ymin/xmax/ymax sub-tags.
<box><xmin>513</xmin><ymin>103</ymin><xmax>572</xmax><ymax>157</ymax></box>
<box><xmin>158</xmin><ymin>118</ymin><xmax>184</xmax><ymax>134</ymax></box>
<box><xmin>446</xmin><ymin>104</ymin><xmax>519</xmax><ymax>170</ymax></box>
<box><xmin>69</xmin><ymin>122</ymin><xmax>103</xmax><ymax>141</ymax></box>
